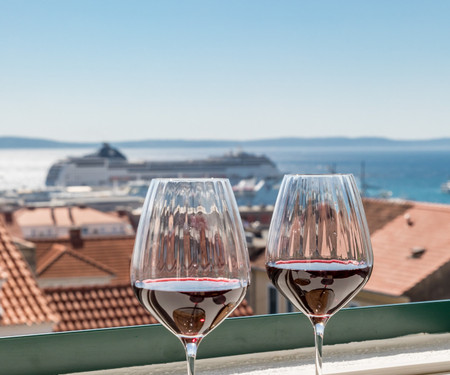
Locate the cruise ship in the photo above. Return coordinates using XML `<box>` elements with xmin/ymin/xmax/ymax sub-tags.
<box><xmin>46</xmin><ymin>143</ymin><xmax>281</xmax><ymax>187</ymax></box>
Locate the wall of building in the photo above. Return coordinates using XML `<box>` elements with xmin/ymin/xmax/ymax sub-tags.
<box><xmin>249</xmin><ymin>267</ymin><xmax>295</xmax><ymax>316</ymax></box>
<box><xmin>406</xmin><ymin>261</ymin><xmax>450</xmax><ymax>302</ymax></box>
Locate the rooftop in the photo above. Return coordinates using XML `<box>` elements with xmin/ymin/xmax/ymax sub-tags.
<box><xmin>15</xmin><ymin>206</ymin><xmax>130</xmax><ymax>227</ymax></box>
<box><xmin>251</xmin><ymin>199</ymin><xmax>450</xmax><ymax>301</ymax></box>
<box><xmin>37</xmin><ymin>243</ymin><xmax>117</xmax><ymax>280</ymax></box>
<box><xmin>34</xmin><ymin>235</ymin><xmax>136</xmax><ymax>283</ymax></box>
<box><xmin>45</xmin><ymin>283</ymin><xmax>254</xmax><ymax>332</ymax></box>
<box><xmin>45</xmin><ymin>283</ymin><xmax>155</xmax><ymax>331</ymax></box>
<box><xmin>365</xmin><ymin>200</ymin><xmax>450</xmax><ymax>298</ymax></box>
<box><xmin>0</xmin><ymin>218</ymin><xmax>253</xmax><ymax>335</ymax></box>
<box><xmin>0</xmin><ymin>218</ymin><xmax>58</xmax><ymax>332</ymax></box>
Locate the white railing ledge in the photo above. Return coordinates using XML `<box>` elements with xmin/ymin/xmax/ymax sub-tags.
<box><xmin>66</xmin><ymin>332</ymin><xmax>450</xmax><ymax>375</ymax></box>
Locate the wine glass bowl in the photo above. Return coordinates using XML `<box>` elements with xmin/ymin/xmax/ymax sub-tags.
<box><xmin>131</xmin><ymin>178</ymin><xmax>250</xmax><ymax>375</ymax></box>
<box><xmin>266</xmin><ymin>174</ymin><xmax>373</xmax><ymax>374</ymax></box>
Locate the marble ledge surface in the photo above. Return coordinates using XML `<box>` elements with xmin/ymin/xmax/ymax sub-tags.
<box><xmin>66</xmin><ymin>332</ymin><xmax>450</xmax><ymax>375</ymax></box>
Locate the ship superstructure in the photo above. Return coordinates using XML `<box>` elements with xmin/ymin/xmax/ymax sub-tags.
<box><xmin>46</xmin><ymin>143</ymin><xmax>281</xmax><ymax>187</ymax></box>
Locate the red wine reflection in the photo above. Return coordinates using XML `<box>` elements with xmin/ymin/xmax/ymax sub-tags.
<box><xmin>267</xmin><ymin>260</ymin><xmax>370</xmax><ymax>319</ymax></box>
<box><xmin>134</xmin><ymin>278</ymin><xmax>247</xmax><ymax>343</ymax></box>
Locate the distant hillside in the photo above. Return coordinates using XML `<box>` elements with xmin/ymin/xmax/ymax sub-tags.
<box><xmin>244</xmin><ymin>137</ymin><xmax>450</xmax><ymax>148</ymax></box>
<box><xmin>1</xmin><ymin>136</ymin><xmax>450</xmax><ymax>149</ymax></box>
<box><xmin>0</xmin><ymin>137</ymin><xmax>95</xmax><ymax>148</ymax></box>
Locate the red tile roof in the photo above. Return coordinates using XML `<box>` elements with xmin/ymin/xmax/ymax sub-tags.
<box><xmin>15</xmin><ymin>206</ymin><xmax>131</xmax><ymax>227</ymax></box>
<box><xmin>0</xmin><ymin>218</ymin><xmax>59</xmax><ymax>328</ymax></box>
<box><xmin>250</xmin><ymin>198</ymin><xmax>450</xmax><ymax>300</ymax></box>
<box><xmin>34</xmin><ymin>236</ymin><xmax>135</xmax><ymax>283</ymax></box>
<box><xmin>37</xmin><ymin>244</ymin><xmax>116</xmax><ymax>279</ymax></box>
<box><xmin>365</xmin><ymin>201</ymin><xmax>450</xmax><ymax>297</ymax></box>
<box><xmin>362</xmin><ymin>198</ymin><xmax>413</xmax><ymax>234</ymax></box>
<box><xmin>45</xmin><ymin>283</ymin><xmax>254</xmax><ymax>332</ymax></box>
<box><xmin>251</xmin><ymin>198</ymin><xmax>411</xmax><ymax>270</ymax></box>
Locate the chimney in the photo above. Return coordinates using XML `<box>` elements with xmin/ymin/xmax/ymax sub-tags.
<box><xmin>69</xmin><ymin>227</ymin><xmax>83</xmax><ymax>249</ymax></box>
<box><xmin>404</xmin><ymin>213</ymin><xmax>413</xmax><ymax>226</ymax></box>
<box><xmin>4</xmin><ymin>211</ymin><xmax>13</xmax><ymax>224</ymax></box>
<box><xmin>410</xmin><ymin>246</ymin><xmax>426</xmax><ymax>259</ymax></box>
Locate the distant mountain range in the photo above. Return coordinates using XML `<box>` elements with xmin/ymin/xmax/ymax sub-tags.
<box><xmin>1</xmin><ymin>136</ymin><xmax>450</xmax><ymax>149</ymax></box>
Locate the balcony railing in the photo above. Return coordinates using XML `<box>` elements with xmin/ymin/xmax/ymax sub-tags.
<box><xmin>0</xmin><ymin>300</ymin><xmax>449</xmax><ymax>375</ymax></box>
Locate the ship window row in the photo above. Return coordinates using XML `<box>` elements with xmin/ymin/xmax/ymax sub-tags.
<box><xmin>75</xmin><ymin>163</ymin><xmax>106</xmax><ymax>167</ymax></box>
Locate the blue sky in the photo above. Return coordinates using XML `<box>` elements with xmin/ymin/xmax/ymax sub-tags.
<box><xmin>1</xmin><ymin>0</ymin><xmax>449</xmax><ymax>142</ymax></box>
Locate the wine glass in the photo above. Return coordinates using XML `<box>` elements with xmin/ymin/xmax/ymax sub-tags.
<box><xmin>266</xmin><ymin>174</ymin><xmax>373</xmax><ymax>375</ymax></box>
<box><xmin>131</xmin><ymin>178</ymin><xmax>250</xmax><ymax>375</ymax></box>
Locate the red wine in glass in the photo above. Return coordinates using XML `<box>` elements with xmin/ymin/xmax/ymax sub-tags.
<box><xmin>266</xmin><ymin>174</ymin><xmax>373</xmax><ymax>375</ymax></box>
<box><xmin>131</xmin><ymin>178</ymin><xmax>251</xmax><ymax>375</ymax></box>
<box><xmin>133</xmin><ymin>278</ymin><xmax>247</xmax><ymax>343</ymax></box>
<box><xmin>267</xmin><ymin>260</ymin><xmax>371</xmax><ymax>322</ymax></box>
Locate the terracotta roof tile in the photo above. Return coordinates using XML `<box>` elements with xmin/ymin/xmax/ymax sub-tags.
<box><xmin>45</xmin><ymin>283</ymin><xmax>253</xmax><ymax>332</ymax></box>
<box><xmin>15</xmin><ymin>206</ymin><xmax>131</xmax><ymax>227</ymax></box>
<box><xmin>365</xmin><ymin>201</ymin><xmax>450</xmax><ymax>297</ymax></box>
<box><xmin>34</xmin><ymin>236</ymin><xmax>135</xmax><ymax>283</ymax></box>
<box><xmin>249</xmin><ymin>199</ymin><xmax>450</xmax><ymax>300</ymax></box>
<box><xmin>361</xmin><ymin>198</ymin><xmax>413</xmax><ymax>234</ymax></box>
<box><xmin>36</xmin><ymin>244</ymin><xmax>117</xmax><ymax>280</ymax></box>
<box><xmin>252</xmin><ymin>198</ymin><xmax>415</xmax><ymax>267</ymax></box>
<box><xmin>0</xmin><ymin>218</ymin><xmax>59</xmax><ymax>328</ymax></box>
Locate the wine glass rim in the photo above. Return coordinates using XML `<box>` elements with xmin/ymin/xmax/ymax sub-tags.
<box><xmin>150</xmin><ymin>177</ymin><xmax>231</xmax><ymax>182</ymax></box>
<box><xmin>284</xmin><ymin>173</ymin><xmax>354</xmax><ymax>178</ymax></box>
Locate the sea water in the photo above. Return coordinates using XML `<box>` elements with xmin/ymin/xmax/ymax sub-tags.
<box><xmin>0</xmin><ymin>146</ymin><xmax>449</xmax><ymax>205</ymax></box>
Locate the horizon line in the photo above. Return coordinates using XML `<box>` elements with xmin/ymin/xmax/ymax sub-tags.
<box><xmin>1</xmin><ymin>135</ymin><xmax>450</xmax><ymax>144</ymax></box>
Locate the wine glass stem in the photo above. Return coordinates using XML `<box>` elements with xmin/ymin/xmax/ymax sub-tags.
<box><xmin>185</xmin><ymin>342</ymin><xmax>198</xmax><ymax>375</ymax></box>
<box><xmin>313</xmin><ymin>322</ymin><xmax>326</xmax><ymax>375</ymax></box>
